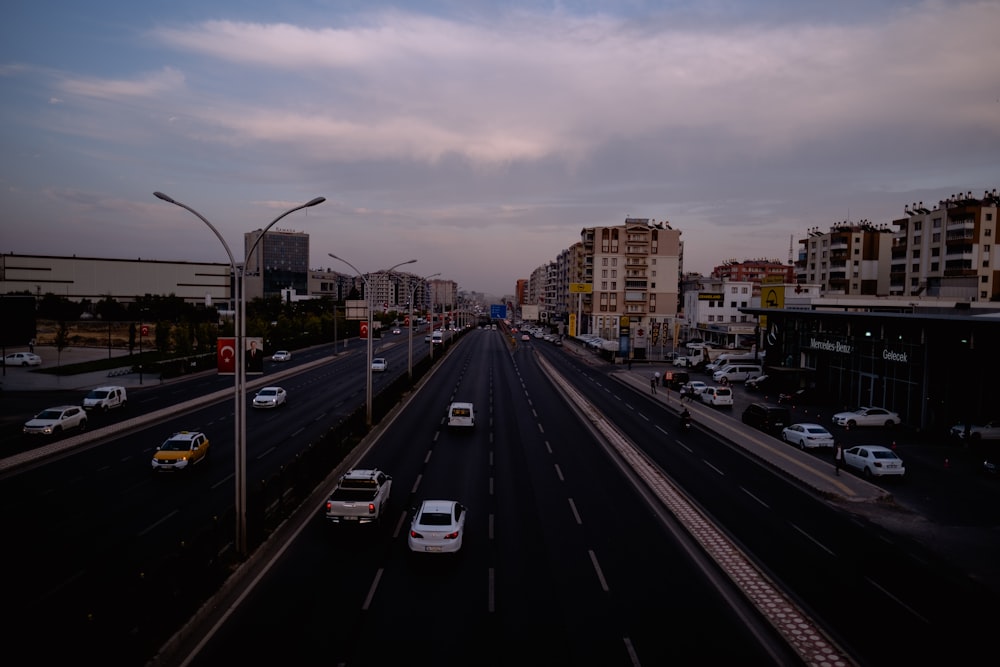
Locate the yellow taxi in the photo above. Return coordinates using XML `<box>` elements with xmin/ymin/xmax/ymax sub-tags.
<box><xmin>151</xmin><ymin>431</ymin><xmax>210</xmax><ymax>472</ymax></box>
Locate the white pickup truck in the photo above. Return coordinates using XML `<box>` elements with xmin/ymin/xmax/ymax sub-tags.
<box><xmin>324</xmin><ymin>468</ymin><xmax>392</xmax><ymax>525</ymax></box>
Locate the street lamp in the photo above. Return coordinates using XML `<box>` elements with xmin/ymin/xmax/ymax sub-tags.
<box><xmin>407</xmin><ymin>272</ymin><xmax>440</xmax><ymax>381</ymax></box>
<box><xmin>154</xmin><ymin>191</ymin><xmax>325</xmax><ymax>557</ymax></box>
<box><xmin>328</xmin><ymin>253</ymin><xmax>416</xmax><ymax>426</ymax></box>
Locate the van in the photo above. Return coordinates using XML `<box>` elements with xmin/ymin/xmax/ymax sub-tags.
<box><xmin>82</xmin><ymin>385</ymin><xmax>128</xmax><ymax>412</ymax></box>
<box><xmin>712</xmin><ymin>364</ymin><xmax>763</xmax><ymax>384</ymax></box>
<box><xmin>447</xmin><ymin>402</ymin><xmax>476</xmax><ymax>428</ymax></box>
<box><xmin>431</xmin><ymin>331</ymin><xmax>444</xmax><ymax>345</ymax></box>
<box><xmin>741</xmin><ymin>403</ymin><xmax>791</xmax><ymax>434</ymax></box>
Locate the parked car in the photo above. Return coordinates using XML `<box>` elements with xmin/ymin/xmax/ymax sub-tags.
<box><xmin>701</xmin><ymin>386</ymin><xmax>734</xmax><ymax>406</ymax></box>
<box><xmin>984</xmin><ymin>456</ymin><xmax>999</xmax><ymax>476</ymax></box>
<box><xmin>842</xmin><ymin>445</ymin><xmax>905</xmax><ymax>478</ymax></box>
<box><xmin>408</xmin><ymin>500</ymin><xmax>467</xmax><ymax>554</ymax></box>
<box><xmin>252</xmin><ymin>386</ymin><xmax>287</xmax><ymax>408</ymax></box>
<box><xmin>271</xmin><ymin>350</ymin><xmax>292</xmax><ymax>362</ymax></box>
<box><xmin>151</xmin><ymin>431</ymin><xmax>210</xmax><ymax>472</ymax></box>
<box><xmin>742</xmin><ymin>403</ymin><xmax>791</xmax><ymax>434</ymax></box>
<box><xmin>778</xmin><ymin>387</ymin><xmax>825</xmax><ymax>406</ymax></box>
<box><xmin>745</xmin><ymin>374</ymin><xmax>772</xmax><ymax>392</ymax></box>
<box><xmin>832</xmin><ymin>407</ymin><xmax>901</xmax><ymax>428</ymax></box>
<box><xmin>4</xmin><ymin>352</ymin><xmax>42</xmax><ymax>367</ymax></box>
<box><xmin>781</xmin><ymin>423</ymin><xmax>835</xmax><ymax>450</ymax></box>
<box><xmin>949</xmin><ymin>422</ymin><xmax>1000</xmax><ymax>442</ymax></box>
<box><xmin>23</xmin><ymin>405</ymin><xmax>88</xmax><ymax>435</ymax></box>
<box><xmin>371</xmin><ymin>357</ymin><xmax>388</xmax><ymax>372</ymax></box>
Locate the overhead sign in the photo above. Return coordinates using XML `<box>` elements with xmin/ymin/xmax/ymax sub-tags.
<box><xmin>490</xmin><ymin>304</ymin><xmax>506</xmax><ymax>319</ymax></box>
<box><xmin>569</xmin><ymin>283</ymin><xmax>592</xmax><ymax>293</ymax></box>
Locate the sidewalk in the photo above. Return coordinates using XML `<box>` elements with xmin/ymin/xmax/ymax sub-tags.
<box><xmin>609</xmin><ymin>365</ymin><xmax>889</xmax><ymax>503</ymax></box>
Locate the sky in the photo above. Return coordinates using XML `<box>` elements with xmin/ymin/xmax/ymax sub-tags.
<box><xmin>2</xmin><ymin>1</ymin><xmax>999</xmax><ymax>299</ymax></box>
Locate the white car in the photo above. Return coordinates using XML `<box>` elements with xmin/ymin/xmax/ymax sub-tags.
<box><xmin>832</xmin><ymin>407</ymin><xmax>901</xmax><ymax>428</ymax></box>
<box><xmin>447</xmin><ymin>402</ymin><xmax>476</xmax><ymax>427</ymax></box>
<box><xmin>4</xmin><ymin>352</ymin><xmax>42</xmax><ymax>367</ymax></box>
<box><xmin>683</xmin><ymin>381</ymin><xmax>708</xmax><ymax>396</ymax></box>
<box><xmin>408</xmin><ymin>500</ymin><xmax>467</xmax><ymax>554</ymax></box>
<box><xmin>843</xmin><ymin>445</ymin><xmax>906</xmax><ymax>478</ymax></box>
<box><xmin>781</xmin><ymin>423</ymin><xmax>835</xmax><ymax>450</ymax></box>
<box><xmin>949</xmin><ymin>422</ymin><xmax>1000</xmax><ymax>442</ymax></box>
<box><xmin>371</xmin><ymin>357</ymin><xmax>388</xmax><ymax>372</ymax></box>
<box><xmin>271</xmin><ymin>350</ymin><xmax>292</xmax><ymax>362</ymax></box>
<box><xmin>252</xmin><ymin>386</ymin><xmax>287</xmax><ymax>408</ymax></box>
<box><xmin>701</xmin><ymin>386</ymin><xmax>733</xmax><ymax>406</ymax></box>
<box><xmin>23</xmin><ymin>405</ymin><xmax>88</xmax><ymax>435</ymax></box>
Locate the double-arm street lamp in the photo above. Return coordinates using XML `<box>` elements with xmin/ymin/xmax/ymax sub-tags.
<box><xmin>407</xmin><ymin>272</ymin><xmax>440</xmax><ymax>381</ymax></box>
<box><xmin>154</xmin><ymin>191</ymin><xmax>325</xmax><ymax>557</ymax></box>
<box><xmin>328</xmin><ymin>253</ymin><xmax>416</xmax><ymax>426</ymax></box>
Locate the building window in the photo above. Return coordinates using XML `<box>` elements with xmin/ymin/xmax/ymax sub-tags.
<box><xmin>932</xmin><ymin>247</ymin><xmax>940</xmax><ymax>256</ymax></box>
<box><xmin>986</xmin><ymin>228</ymin><xmax>993</xmax><ymax>237</ymax></box>
<box><xmin>931</xmin><ymin>262</ymin><xmax>939</xmax><ymax>271</ymax></box>
<box><xmin>983</xmin><ymin>275</ymin><xmax>989</xmax><ymax>283</ymax></box>
<box><xmin>602</xmin><ymin>258</ymin><xmax>608</xmax><ymax>266</ymax></box>
<box><xmin>611</xmin><ymin>282</ymin><xmax>616</xmax><ymax>290</ymax></box>
<box><xmin>913</xmin><ymin>221</ymin><xmax>922</xmax><ymax>230</ymax></box>
<box><xmin>913</xmin><ymin>236</ymin><xmax>921</xmax><ymax>245</ymax></box>
<box><xmin>932</xmin><ymin>218</ymin><xmax>941</xmax><ymax>228</ymax></box>
<box><xmin>911</xmin><ymin>249</ymin><xmax>920</xmax><ymax>258</ymax></box>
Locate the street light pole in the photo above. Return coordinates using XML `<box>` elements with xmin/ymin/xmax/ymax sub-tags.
<box><xmin>328</xmin><ymin>254</ymin><xmax>415</xmax><ymax>426</ymax></box>
<box><xmin>407</xmin><ymin>272</ymin><xmax>440</xmax><ymax>381</ymax></box>
<box><xmin>154</xmin><ymin>192</ymin><xmax>325</xmax><ymax>557</ymax></box>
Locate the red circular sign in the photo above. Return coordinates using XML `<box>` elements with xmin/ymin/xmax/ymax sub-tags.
<box><xmin>141</xmin><ymin>325</ymin><xmax>149</xmax><ymax>336</ymax></box>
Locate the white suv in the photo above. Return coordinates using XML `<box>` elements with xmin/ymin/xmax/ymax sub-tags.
<box><xmin>702</xmin><ymin>386</ymin><xmax>734</xmax><ymax>406</ymax></box>
<box><xmin>23</xmin><ymin>405</ymin><xmax>88</xmax><ymax>435</ymax></box>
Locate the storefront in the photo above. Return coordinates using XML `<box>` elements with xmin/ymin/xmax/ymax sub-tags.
<box><xmin>745</xmin><ymin>307</ymin><xmax>999</xmax><ymax>433</ymax></box>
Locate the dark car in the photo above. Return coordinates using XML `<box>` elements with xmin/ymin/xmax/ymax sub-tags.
<box><xmin>778</xmin><ymin>387</ymin><xmax>825</xmax><ymax>406</ymax></box>
<box><xmin>745</xmin><ymin>374</ymin><xmax>774</xmax><ymax>393</ymax></box>
<box><xmin>663</xmin><ymin>370</ymin><xmax>690</xmax><ymax>390</ymax></box>
<box><xmin>742</xmin><ymin>403</ymin><xmax>791</xmax><ymax>434</ymax></box>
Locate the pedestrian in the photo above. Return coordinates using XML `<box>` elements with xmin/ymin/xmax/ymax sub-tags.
<box><xmin>834</xmin><ymin>442</ymin><xmax>843</xmax><ymax>476</ymax></box>
<box><xmin>28</xmin><ymin>338</ymin><xmax>35</xmax><ymax>353</ymax></box>
<box><xmin>628</xmin><ymin>355</ymin><xmax>632</xmax><ymax>370</ymax></box>
<box><xmin>650</xmin><ymin>373</ymin><xmax>658</xmax><ymax>394</ymax></box>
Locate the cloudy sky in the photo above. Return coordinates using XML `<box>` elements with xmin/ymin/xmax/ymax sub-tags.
<box><xmin>2</xmin><ymin>1</ymin><xmax>998</xmax><ymax>298</ymax></box>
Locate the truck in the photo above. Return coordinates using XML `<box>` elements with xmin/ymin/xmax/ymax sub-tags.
<box><xmin>324</xmin><ymin>468</ymin><xmax>392</xmax><ymax>525</ymax></box>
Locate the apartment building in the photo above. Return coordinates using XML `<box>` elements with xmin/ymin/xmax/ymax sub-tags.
<box><xmin>580</xmin><ymin>218</ymin><xmax>682</xmax><ymax>347</ymax></box>
<box><xmin>796</xmin><ymin>221</ymin><xmax>894</xmax><ymax>295</ymax></box>
<box><xmin>889</xmin><ymin>190</ymin><xmax>999</xmax><ymax>301</ymax></box>
<box><xmin>713</xmin><ymin>258</ymin><xmax>795</xmax><ymax>284</ymax></box>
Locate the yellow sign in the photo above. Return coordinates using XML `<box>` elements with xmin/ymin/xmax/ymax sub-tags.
<box><xmin>569</xmin><ymin>312</ymin><xmax>577</xmax><ymax>337</ymax></box>
<box><xmin>762</xmin><ymin>275</ymin><xmax>784</xmax><ymax>284</ymax></box>
<box><xmin>569</xmin><ymin>283</ymin><xmax>593</xmax><ymax>294</ymax></box>
<box><xmin>762</xmin><ymin>286</ymin><xmax>784</xmax><ymax>309</ymax></box>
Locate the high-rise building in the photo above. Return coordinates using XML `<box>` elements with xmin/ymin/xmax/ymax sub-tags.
<box><xmin>244</xmin><ymin>229</ymin><xmax>309</xmax><ymax>300</ymax></box>
<box><xmin>580</xmin><ymin>218</ymin><xmax>682</xmax><ymax>340</ymax></box>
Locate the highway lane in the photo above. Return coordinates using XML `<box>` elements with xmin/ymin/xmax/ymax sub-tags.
<box><xmin>181</xmin><ymin>329</ymin><xmax>792</xmax><ymax>666</ymax></box>
<box><xmin>534</xmin><ymin>344</ymin><xmax>996</xmax><ymax>665</ymax></box>
<box><xmin>0</xmin><ymin>334</ymin><xmax>444</xmax><ymax>665</ymax></box>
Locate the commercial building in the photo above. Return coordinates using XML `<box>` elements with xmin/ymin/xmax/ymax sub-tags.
<box><xmin>244</xmin><ymin>228</ymin><xmax>310</xmax><ymax>300</ymax></box>
<box><xmin>0</xmin><ymin>253</ymin><xmax>231</xmax><ymax>306</ymax></box>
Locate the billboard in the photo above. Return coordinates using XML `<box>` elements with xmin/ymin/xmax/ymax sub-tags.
<box><xmin>521</xmin><ymin>304</ymin><xmax>540</xmax><ymax>321</ymax></box>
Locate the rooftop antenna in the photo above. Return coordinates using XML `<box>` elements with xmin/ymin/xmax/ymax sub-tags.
<box><xmin>788</xmin><ymin>234</ymin><xmax>794</xmax><ymax>265</ymax></box>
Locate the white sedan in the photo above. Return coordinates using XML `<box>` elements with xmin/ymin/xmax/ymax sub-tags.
<box><xmin>682</xmin><ymin>381</ymin><xmax>708</xmax><ymax>396</ymax></box>
<box><xmin>408</xmin><ymin>500</ymin><xmax>467</xmax><ymax>554</ymax></box>
<box><xmin>252</xmin><ymin>386</ymin><xmax>287</xmax><ymax>408</ymax></box>
<box><xmin>271</xmin><ymin>350</ymin><xmax>292</xmax><ymax>362</ymax></box>
<box><xmin>4</xmin><ymin>352</ymin><xmax>42</xmax><ymax>366</ymax></box>
<box><xmin>831</xmin><ymin>407</ymin><xmax>901</xmax><ymax>428</ymax></box>
<box><xmin>371</xmin><ymin>357</ymin><xmax>388</xmax><ymax>372</ymax></box>
<box><xmin>781</xmin><ymin>423</ymin><xmax>835</xmax><ymax>450</ymax></box>
<box><xmin>843</xmin><ymin>445</ymin><xmax>906</xmax><ymax>478</ymax></box>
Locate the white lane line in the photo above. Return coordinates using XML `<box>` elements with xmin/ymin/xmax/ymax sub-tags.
<box><xmin>740</xmin><ymin>487</ymin><xmax>770</xmax><ymax>509</ymax></box>
<box><xmin>588</xmin><ymin>550</ymin><xmax>610</xmax><ymax>592</ymax></box>
<box><xmin>361</xmin><ymin>568</ymin><xmax>383</xmax><ymax>610</ymax></box>
<box><xmin>623</xmin><ymin>637</ymin><xmax>642</xmax><ymax>667</ymax></box>
<box><xmin>789</xmin><ymin>523</ymin><xmax>836</xmax><ymax>557</ymax></box>
<box><xmin>568</xmin><ymin>498</ymin><xmax>582</xmax><ymax>524</ymax></box>
<box><xmin>411</xmin><ymin>474</ymin><xmax>422</xmax><ymax>494</ymax></box>
<box><xmin>393</xmin><ymin>511</ymin><xmax>408</xmax><ymax>539</ymax></box>
<box><xmin>866</xmin><ymin>577</ymin><xmax>930</xmax><ymax>624</ymax></box>
<box><xmin>488</xmin><ymin>567</ymin><xmax>496</xmax><ymax>613</ymax></box>
<box><xmin>139</xmin><ymin>510</ymin><xmax>178</xmax><ymax>537</ymax></box>
<box><xmin>554</xmin><ymin>464</ymin><xmax>564</xmax><ymax>481</ymax></box>
<box><xmin>702</xmin><ymin>460</ymin><xmax>725</xmax><ymax>476</ymax></box>
<box><xmin>424</xmin><ymin>450</ymin><xmax>432</xmax><ymax>463</ymax></box>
